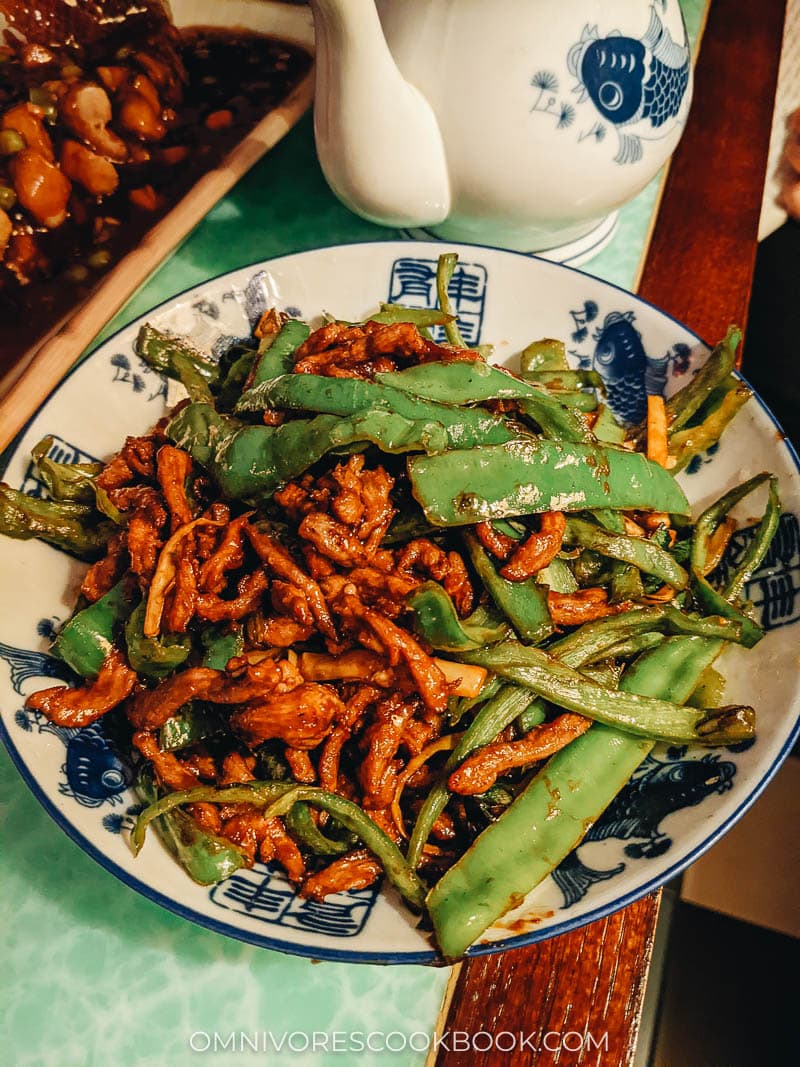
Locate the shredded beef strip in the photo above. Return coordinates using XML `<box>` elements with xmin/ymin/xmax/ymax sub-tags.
<box><xmin>246</xmin><ymin>524</ymin><xmax>336</xmax><ymax>640</ymax></box>
<box><xmin>301</xmin><ymin>848</ymin><xmax>382</xmax><ymax>899</ymax></box>
<box><xmin>198</xmin><ymin>513</ymin><xmax>250</xmax><ymax>593</ymax></box>
<box><xmin>499</xmin><ymin>511</ymin><xmax>567</xmax><ymax>581</ymax></box>
<box><xmin>81</xmin><ymin>530</ymin><xmax>129</xmax><ymax>602</ymax></box>
<box><xmin>27</xmin><ymin>648</ymin><xmax>136</xmax><ymax>728</ymax></box>
<box><xmin>229</xmin><ymin>683</ymin><xmax>343</xmax><ymax>749</ymax></box>
<box><xmin>448</xmin><ymin>713</ymin><xmax>592</xmax><ymax>795</ymax></box>
<box><xmin>156</xmin><ymin>444</ymin><xmax>195</xmax><ymax>532</ymax></box>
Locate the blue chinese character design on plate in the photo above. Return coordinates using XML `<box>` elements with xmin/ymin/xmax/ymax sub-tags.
<box><xmin>715</xmin><ymin>512</ymin><xmax>800</xmax><ymax>632</ymax></box>
<box><xmin>388</xmin><ymin>257</ymin><xmax>487</xmax><ymax>346</ymax></box>
<box><xmin>210</xmin><ymin>863</ymin><xmax>378</xmax><ymax>938</ymax></box>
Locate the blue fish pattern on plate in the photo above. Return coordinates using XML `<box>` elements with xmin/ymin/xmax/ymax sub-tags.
<box><xmin>553</xmin><ymin>748</ymin><xmax>737</xmax><ymax>908</ymax></box>
<box><xmin>591</xmin><ymin>310</ymin><xmax>669</xmax><ymax>425</ymax></box>
<box><xmin>567</xmin><ymin>6</ymin><xmax>690</xmax><ymax>163</ymax></box>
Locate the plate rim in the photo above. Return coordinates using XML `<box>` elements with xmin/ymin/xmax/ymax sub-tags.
<box><xmin>2</xmin><ymin>238</ymin><xmax>799</xmax><ymax>965</ymax></box>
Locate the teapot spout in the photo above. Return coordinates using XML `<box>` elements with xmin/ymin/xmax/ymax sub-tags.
<box><xmin>310</xmin><ymin>0</ymin><xmax>451</xmax><ymax>227</ymax></box>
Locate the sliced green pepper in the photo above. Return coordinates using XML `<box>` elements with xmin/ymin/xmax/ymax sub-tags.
<box><xmin>136</xmin><ymin>323</ymin><xmax>218</xmax><ymax>383</ymax></box>
<box><xmin>263</xmin><ymin>787</ymin><xmax>427</xmax><ymax>910</ymax></box>
<box><xmin>436</xmin><ymin>252</ymin><xmax>469</xmax><ymax>349</ymax></box>
<box><xmin>409</xmin><ymin>439</ymin><xmax>690</xmax><ymax>526</ymax></box>
<box><xmin>250</xmin><ymin>319</ymin><xmax>310</xmax><ymax>386</ymax></box>
<box><xmin>464</xmin><ymin>532</ymin><xmax>554</xmax><ymax>645</ymax></box>
<box><xmin>376</xmin><ymin>360</ymin><xmax>590</xmax><ymax>442</ymax></box>
<box><xmin>367</xmin><ymin>305</ymin><xmax>453</xmax><ymax>329</ymax></box>
<box><xmin>285</xmin><ymin>802</ymin><xmax>353</xmax><ymax>856</ymax></box>
<box><xmin>691</xmin><ymin>472</ymin><xmax>771</xmax><ymax>573</ymax></box>
<box><xmin>519</xmin><ymin>338</ymin><xmax>569</xmax><ymax>374</ymax></box>
<box><xmin>53</xmin><ymin>579</ymin><xmax>136</xmax><ymax>678</ymax></box>
<box><xmin>669</xmin><ymin>379</ymin><xmax>752</xmax><ymax>470</ymax></box>
<box><xmin>0</xmin><ymin>485</ymin><xmax>115</xmax><ymax>559</ymax></box>
<box><xmin>136</xmin><ymin>768</ymin><xmax>247</xmax><ymax>885</ymax></box>
<box><xmin>723</xmin><ymin>477</ymin><xmax>780</xmax><ymax>601</ymax></box>
<box><xmin>200</xmin><ymin>624</ymin><xmax>244</xmax><ymax>670</ymax></box>
<box><xmin>30</xmin><ymin>437</ymin><xmax>102</xmax><ymax>504</ymax></box>
<box><xmin>460</xmin><ymin>640</ymin><xmax>753</xmax><ymax>745</ymax></box>
<box><xmin>159</xmin><ymin>704</ymin><xmax>225</xmax><ymax>751</ymax></box>
<box><xmin>665</xmin><ymin>327</ymin><xmax>741</xmax><ymax>434</ymax></box>
<box><xmin>563</xmin><ymin>517</ymin><xmax>688</xmax><ymax>589</ymax></box>
<box><xmin>406</xmin><ymin>583</ymin><xmax>509</xmax><ymax>651</ymax></box>
<box><xmin>168</xmin><ymin>403</ymin><xmax>455</xmax><ymax>501</ymax></box>
<box><xmin>124</xmin><ymin>602</ymin><xmax>192</xmax><ymax>680</ymax></box>
<box><xmin>235</xmin><ymin>373</ymin><xmax>515</xmax><ymax>448</ymax></box>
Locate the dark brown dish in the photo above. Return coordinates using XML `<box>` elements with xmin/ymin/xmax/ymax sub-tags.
<box><xmin>0</xmin><ymin>0</ymin><xmax>311</xmax><ymax>376</ymax></box>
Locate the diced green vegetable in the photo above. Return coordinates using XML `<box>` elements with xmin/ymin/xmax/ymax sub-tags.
<box><xmin>124</xmin><ymin>602</ymin><xmax>192</xmax><ymax>680</ymax></box>
<box><xmin>53</xmin><ymin>580</ymin><xmax>136</xmax><ymax>678</ymax></box>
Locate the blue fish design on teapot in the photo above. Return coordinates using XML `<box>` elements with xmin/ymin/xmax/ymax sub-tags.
<box><xmin>568</xmin><ymin>5</ymin><xmax>690</xmax><ymax>163</ymax></box>
<box><xmin>308</xmin><ymin>1</ymin><xmax>694</xmax><ymax>255</ymax></box>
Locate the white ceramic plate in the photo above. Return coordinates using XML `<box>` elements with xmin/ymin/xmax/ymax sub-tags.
<box><xmin>1</xmin><ymin>241</ymin><xmax>798</xmax><ymax>964</ymax></box>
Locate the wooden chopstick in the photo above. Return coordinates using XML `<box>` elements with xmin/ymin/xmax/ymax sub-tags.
<box><xmin>0</xmin><ymin>64</ymin><xmax>314</xmax><ymax>452</ymax></box>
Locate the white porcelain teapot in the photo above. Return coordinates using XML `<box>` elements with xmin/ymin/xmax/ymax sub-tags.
<box><xmin>311</xmin><ymin>0</ymin><xmax>693</xmax><ymax>255</ymax></box>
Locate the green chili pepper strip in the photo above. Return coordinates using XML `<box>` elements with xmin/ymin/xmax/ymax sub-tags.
<box><xmin>536</xmin><ymin>557</ymin><xmax>578</xmax><ymax>593</ymax></box>
<box><xmin>519</xmin><ymin>338</ymin><xmax>569</xmax><ymax>374</ymax></box>
<box><xmin>0</xmin><ymin>485</ymin><xmax>115</xmax><ymax>559</ymax></box>
<box><xmin>159</xmin><ymin>705</ymin><xmax>224</xmax><ymax>752</ymax></box>
<box><xmin>136</xmin><ymin>768</ymin><xmax>247</xmax><ymax>885</ymax></box>
<box><xmin>406</xmin><ymin>685</ymin><xmax>533</xmax><ymax>869</ymax></box>
<box><xmin>669</xmin><ymin>380</ymin><xmax>752</xmax><ymax>470</ymax></box>
<box><xmin>406</xmin><ymin>582</ymin><xmax>510</xmax><ymax>652</ymax></box>
<box><xmin>200</xmin><ymin>624</ymin><xmax>244</xmax><ymax>670</ymax></box>
<box><xmin>235</xmin><ymin>373</ymin><xmax>515</xmax><ymax>448</ymax></box>
<box><xmin>285</xmin><ymin>802</ymin><xmax>353</xmax><ymax>856</ymax></box>
<box><xmin>376</xmin><ymin>360</ymin><xmax>590</xmax><ymax>443</ymax></box>
<box><xmin>53</xmin><ymin>579</ymin><xmax>136</xmax><ymax>678</ymax></box>
<box><xmin>521</xmin><ymin>369</ymin><xmax>603</xmax><ymax>391</ymax></box>
<box><xmin>368</xmin><ymin>305</ymin><xmax>453</xmax><ymax>328</ymax></box>
<box><xmin>665</xmin><ymin>327</ymin><xmax>741</xmax><ymax>434</ymax></box>
<box><xmin>136</xmin><ymin>323</ymin><xmax>218</xmax><ymax>383</ymax></box>
<box><xmin>690</xmin><ymin>567</ymin><xmax>763</xmax><ymax>648</ymax></box>
<box><xmin>436</xmin><ymin>253</ymin><xmax>469</xmax><ymax>349</ymax></box>
<box><xmin>131</xmin><ymin>781</ymin><xmax>297</xmax><ymax>855</ymax></box>
<box><xmin>251</xmin><ymin>320</ymin><xmax>311</xmax><ymax>386</ymax></box>
<box><xmin>409</xmin><ymin>439</ymin><xmax>690</xmax><ymax>526</ymax></box>
<box><xmin>724</xmin><ymin>477</ymin><xmax>780</xmax><ymax>601</ymax></box>
<box><xmin>263</xmin><ymin>787</ymin><xmax>427</xmax><ymax>910</ymax></box>
<box><xmin>691</xmin><ymin>472</ymin><xmax>770</xmax><ymax>573</ymax></box>
<box><xmin>168</xmin><ymin>403</ymin><xmax>454</xmax><ymax>502</ymax></box>
<box><xmin>124</xmin><ymin>601</ymin><xmax>192</xmax><ymax>680</ymax></box>
<box><xmin>464</xmin><ymin>533</ymin><xmax>554</xmax><ymax>645</ymax></box>
<box><xmin>460</xmin><ymin>641</ymin><xmax>754</xmax><ymax>745</ymax></box>
<box><xmin>585</xmin><ymin>631</ymin><xmax>666</xmax><ymax>664</ymax></box>
<box><xmin>547</xmin><ymin>603</ymin><xmax>748</xmax><ymax>659</ymax></box>
<box><xmin>427</xmin><ymin>634</ymin><xmax>729</xmax><ymax>959</ymax></box>
<box><xmin>564</xmin><ymin>517</ymin><xmax>688</xmax><ymax>589</ymax></box>
<box><xmin>30</xmin><ymin>437</ymin><xmax>103</xmax><ymax>503</ymax></box>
